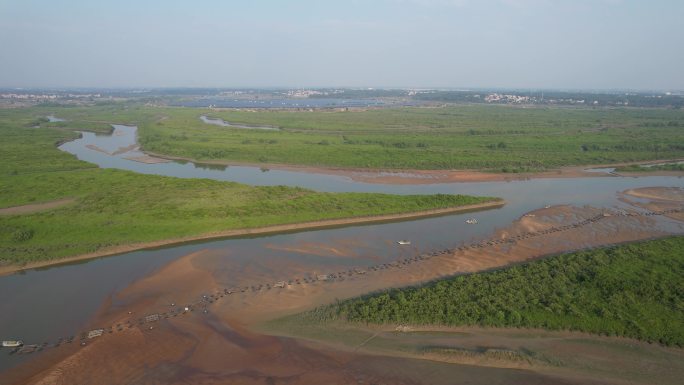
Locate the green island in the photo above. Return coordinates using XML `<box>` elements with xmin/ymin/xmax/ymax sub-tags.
<box><xmin>144</xmin><ymin>105</ymin><xmax>684</xmax><ymax>171</ymax></box>
<box><xmin>0</xmin><ymin>107</ymin><xmax>497</xmax><ymax>265</ymax></box>
<box><xmin>39</xmin><ymin>103</ymin><xmax>684</xmax><ymax>172</ymax></box>
<box><xmin>291</xmin><ymin>237</ymin><xmax>684</xmax><ymax>347</ymax></box>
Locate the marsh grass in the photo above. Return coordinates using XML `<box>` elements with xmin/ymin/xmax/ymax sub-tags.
<box><xmin>0</xmin><ymin>106</ymin><xmax>494</xmax><ymax>264</ymax></box>
<box><xmin>316</xmin><ymin>237</ymin><xmax>684</xmax><ymax>347</ymax></box>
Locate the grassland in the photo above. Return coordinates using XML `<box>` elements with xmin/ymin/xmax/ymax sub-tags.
<box><xmin>0</xmin><ymin>106</ymin><xmax>496</xmax><ymax>265</ymax></box>
<box><xmin>302</xmin><ymin>237</ymin><xmax>684</xmax><ymax>347</ymax></box>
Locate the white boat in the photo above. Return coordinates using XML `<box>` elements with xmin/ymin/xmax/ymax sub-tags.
<box><xmin>465</xmin><ymin>218</ymin><xmax>478</xmax><ymax>224</ymax></box>
<box><xmin>397</xmin><ymin>240</ymin><xmax>411</xmax><ymax>245</ymax></box>
<box><xmin>2</xmin><ymin>340</ymin><xmax>24</xmax><ymax>348</ymax></box>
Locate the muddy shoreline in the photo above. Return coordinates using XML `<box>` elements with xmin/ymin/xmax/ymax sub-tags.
<box><xmin>6</xmin><ymin>193</ymin><xmax>683</xmax><ymax>385</ymax></box>
<box><xmin>0</xmin><ymin>200</ymin><xmax>504</xmax><ymax>277</ymax></box>
<box><xmin>55</xmin><ymin>122</ymin><xmax>684</xmax><ymax>183</ymax></box>
<box><xmin>141</xmin><ymin>149</ymin><xmax>684</xmax><ymax>184</ymax></box>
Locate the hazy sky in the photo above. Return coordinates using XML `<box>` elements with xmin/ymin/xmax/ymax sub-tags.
<box><xmin>1</xmin><ymin>0</ymin><xmax>682</xmax><ymax>90</ymax></box>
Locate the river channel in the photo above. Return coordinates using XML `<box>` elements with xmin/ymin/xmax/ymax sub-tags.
<box><xmin>1</xmin><ymin>123</ymin><xmax>683</xmax><ymax>372</ymax></box>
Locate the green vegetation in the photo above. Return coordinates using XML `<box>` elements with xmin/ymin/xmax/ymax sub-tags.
<box><xmin>616</xmin><ymin>163</ymin><xmax>684</xmax><ymax>172</ymax></box>
<box><xmin>0</xmin><ymin>106</ymin><xmax>496</xmax><ymax>264</ymax></box>
<box><xmin>141</xmin><ymin>105</ymin><xmax>684</xmax><ymax>171</ymax></box>
<box><xmin>28</xmin><ymin>104</ymin><xmax>684</xmax><ymax>171</ymax></box>
<box><xmin>310</xmin><ymin>237</ymin><xmax>684</xmax><ymax>346</ymax></box>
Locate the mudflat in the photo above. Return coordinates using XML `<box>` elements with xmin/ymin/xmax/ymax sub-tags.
<box><xmin>5</xmin><ymin>189</ymin><xmax>682</xmax><ymax>385</ymax></box>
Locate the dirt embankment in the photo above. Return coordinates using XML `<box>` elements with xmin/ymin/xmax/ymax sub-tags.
<box><xmin>0</xmin><ymin>200</ymin><xmax>504</xmax><ymax>277</ymax></box>
<box><xmin>0</xmin><ymin>198</ymin><xmax>75</xmax><ymax>216</ymax></box>
<box><xmin>6</xmin><ymin>191</ymin><xmax>683</xmax><ymax>385</ymax></box>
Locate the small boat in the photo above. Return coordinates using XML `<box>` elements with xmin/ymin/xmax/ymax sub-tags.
<box><xmin>2</xmin><ymin>340</ymin><xmax>23</xmax><ymax>348</ymax></box>
<box><xmin>397</xmin><ymin>240</ymin><xmax>411</xmax><ymax>245</ymax></box>
<box><xmin>465</xmin><ymin>218</ymin><xmax>478</xmax><ymax>224</ymax></box>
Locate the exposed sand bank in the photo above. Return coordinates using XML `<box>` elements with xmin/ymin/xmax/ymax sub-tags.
<box><xmin>621</xmin><ymin>187</ymin><xmax>684</xmax><ymax>221</ymax></box>
<box><xmin>0</xmin><ymin>200</ymin><xmax>504</xmax><ymax>276</ymax></box>
<box><xmin>123</xmin><ymin>154</ymin><xmax>171</xmax><ymax>164</ymax></box>
<box><xmin>624</xmin><ymin>186</ymin><xmax>684</xmax><ymax>202</ymax></box>
<box><xmin>5</xmin><ymin>246</ymin><xmax>599</xmax><ymax>385</ymax></box>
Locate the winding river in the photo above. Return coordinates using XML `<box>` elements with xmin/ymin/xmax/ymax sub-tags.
<box><xmin>1</xmin><ymin>123</ymin><xmax>683</xmax><ymax>371</ymax></box>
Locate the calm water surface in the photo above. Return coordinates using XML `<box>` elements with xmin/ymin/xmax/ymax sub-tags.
<box><xmin>1</xmin><ymin>124</ymin><xmax>683</xmax><ymax>370</ymax></box>
<box><xmin>199</xmin><ymin>115</ymin><xmax>280</xmax><ymax>130</ymax></box>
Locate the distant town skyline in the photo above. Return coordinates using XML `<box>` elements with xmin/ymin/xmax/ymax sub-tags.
<box><xmin>1</xmin><ymin>0</ymin><xmax>682</xmax><ymax>90</ymax></box>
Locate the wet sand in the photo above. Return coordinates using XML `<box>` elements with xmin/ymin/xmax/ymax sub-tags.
<box><xmin>86</xmin><ymin>143</ymin><xmax>140</xmax><ymax>156</ymax></box>
<box><xmin>624</xmin><ymin>186</ymin><xmax>684</xmax><ymax>202</ymax></box>
<box><xmin>5</xmin><ymin>190</ymin><xmax>682</xmax><ymax>385</ymax></box>
<box><xmin>285</xmin><ymin>323</ymin><xmax>684</xmax><ymax>385</ymax></box>
<box><xmin>123</xmin><ymin>154</ymin><xmax>172</xmax><ymax>164</ymax></box>
<box><xmin>0</xmin><ymin>200</ymin><xmax>504</xmax><ymax>276</ymax></box>
<box><xmin>621</xmin><ymin>187</ymin><xmax>684</xmax><ymax>221</ymax></box>
<box><xmin>84</xmin><ymin>144</ymin><xmax>111</xmax><ymax>154</ymax></box>
<box><xmin>3</xmin><ymin>251</ymin><xmax>606</xmax><ymax>385</ymax></box>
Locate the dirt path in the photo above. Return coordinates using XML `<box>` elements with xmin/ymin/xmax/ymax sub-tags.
<box><xmin>0</xmin><ymin>200</ymin><xmax>504</xmax><ymax>276</ymax></box>
<box><xmin>0</xmin><ymin>198</ymin><xmax>75</xmax><ymax>216</ymax></box>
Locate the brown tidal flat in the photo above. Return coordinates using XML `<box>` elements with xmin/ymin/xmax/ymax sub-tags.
<box><xmin>621</xmin><ymin>187</ymin><xmax>684</xmax><ymax>221</ymax></box>
<box><xmin>4</xmin><ymin>191</ymin><xmax>683</xmax><ymax>385</ymax></box>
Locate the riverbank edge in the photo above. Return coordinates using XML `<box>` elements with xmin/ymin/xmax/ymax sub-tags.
<box><xmin>59</xmin><ymin>123</ymin><xmax>684</xmax><ymax>183</ymax></box>
<box><xmin>259</xmin><ymin>235</ymin><xmax>684</xmax><ymax>345</ymax></box>
<box><xmin>0</xmin><ymin>200</ymin><xmax>505</xmax><ymax>276</ymax></box>
<box><xmin>141</xmin><ymin>147</ymin><xmax>684</xmax><ymax>184</ymax></box>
